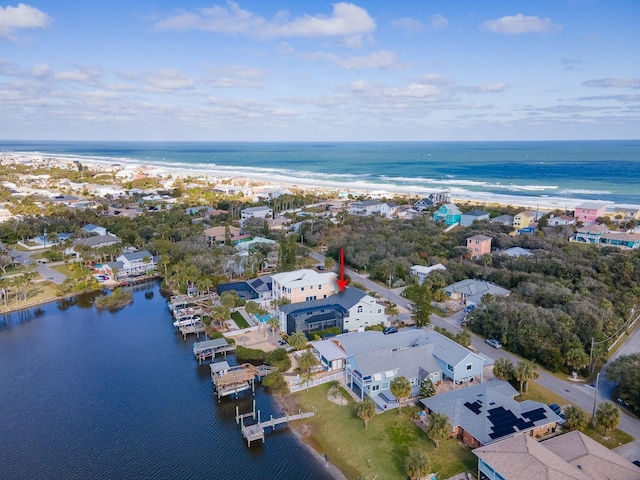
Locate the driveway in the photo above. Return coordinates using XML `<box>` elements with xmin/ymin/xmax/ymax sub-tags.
<box><xmin>9</xmin><ymin>248</ymin><xmax>68</xmax><ymax>285</ymax></box>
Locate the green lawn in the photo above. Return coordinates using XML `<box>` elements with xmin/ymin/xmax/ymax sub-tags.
<box><xmin>50</xmin><ymin>264</ymin><xmax>74</xmax><ymax>277</ymax></box>
<box><xmin>515</xmin><ymin>381</ymin><xmax>570</xmax><ymax>406</ymax></box>
<box><xmin>231</xmin><ymin>311</ymin><xmax>250</xmax><ymax>329</ymax></box>
<box><xmin>579</xmin><ymin>422</ymin><xmax>634</xmax><ymax>449</ymax></box>
<box><xmin>294</xmin><ymin>384</ymin><xmax>476</xmax><ymax>479</ymax></box>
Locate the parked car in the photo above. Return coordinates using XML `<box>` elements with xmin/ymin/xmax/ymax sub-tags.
<box><xmin>548</xmin><ymin>404</ymin><xmax>562</xmax><ymax>415</ymax></box>
<box><xmin>463</xmin><ymin>304</ymin><xmax>476</xmax><ymax>314</ymax></box>
<box><xmin>316</xmin><ymin>265</ymin><xmax>324</xmax><ymax>270</ymax></box>
<box><xmin>485</xmin><ymin>338</ymin><xmax>502</xmax><ymax>349</ymax></box>
<box><xmin>383</xmin><ymin>327</ymin><xmax>398</xmax><ymax>335</ymax></box>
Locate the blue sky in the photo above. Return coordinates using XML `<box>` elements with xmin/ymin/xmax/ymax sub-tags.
<box><xmin>0</xmin><ymin>0</ymin><xmax>639</xmax><ymax>141</ymax></box>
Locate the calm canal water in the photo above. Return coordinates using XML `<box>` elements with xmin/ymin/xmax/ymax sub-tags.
<box><xmin>0</xmin><ymin>283</ymin><xmax>333</xmax><ymax>480</ymax></box>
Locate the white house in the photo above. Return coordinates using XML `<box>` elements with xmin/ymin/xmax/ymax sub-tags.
<box><xmin>547</xmin><ymin>215</ymin><xmax>576</xmax><ymax>226</ymax></box>
<box><xmin>105</xmin><ymin>250</ymin><xmax>158</xmax><ymax>278</ymax></box>
<box><xmin>413</xmin><ymin>191</ymin><xmax>452</xmax><ymax>211</ymax></box>
<box><xmin>277</xmin><ymin>286</ymin><xmax>387</xmax><ymax>335</ymax></box>
<box><xmin>241</xmin><ymin>206</ymin><xmax>273</xmax><ymax>225</ymax></box>
<box><xmin>349</xmin><ymin>200</ymin><xmax>398</xmax><ymax>218</ymax></box>
<box><xmin>410</xmin><ymin>263</ymin><xmax>447</xmax><ymax>285</ymax></box>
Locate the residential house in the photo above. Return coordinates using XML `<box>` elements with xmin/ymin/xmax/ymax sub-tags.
<box><xmin>105</xmin><ymin>206</ymin><xmax>143</xmax><ymax>219</ymax></box>
<box><xmin>203</xmin><ymin>225</ymin><xmax>251</xmax><ymax>246</ymax></box>
<box><xmin>573</xmin><ymin>202</ymin><xmax>608</xmax><ymax>224</ymax></box>
<box><xmin>413</xmin><ymin>191</ymin><xmax>451</xmax><ymax>211</ymax></box>
<box><xmin>600</xmin><ymin>232</ymin><xmax>640</xmax><ymax>249</ymax></box>
<box><xmin>474</xmin><ymin>430</ymin><xmax>640</xmax><ymax>480</ymax></box>
<box><xmin>217</xmin><ymin>276</ymin><xmax>273</xmax><ymax>306</ymax></box>
<box><xmin>70</xmin><ymin>235</ymin><xmax>122</xmax><ymax>253</ymax></box>
<box><xmin>605</xmin><ymin>206</ymin><xmax>640</xmax><ymax>223</ymax></box>
<box><xmin>105</xmin><ymin>250</ymin><xmax>158</xmax><ymax>278</ymax></box>
<box><xmin>490</xmin><ymin>215</ymin><xmax>514</xmax><ymax>226</ymax></box>
<box><xmin>271</xmin><ymin>268</ymin><xmax>338</xmax><ymax>304</ymax></box>
<box><xmin>94</xmin><ymin>184</ymin><xmax>126</xmax><ymax>197</ymax></box>
<box><xmin>571</xmin><ymin>224</ymin><xmax>609</xmax><ymax>244</ymax></box>
<box><xmin>410</xmin><ymin>263</ymin><xmax>446</xmax><ymax>285</ymax></box>
<box><xmin>444</xmin><ymin>279</ymin><xmax>510</xmax><ymax>307</ymax></box>
<box><xmin>460</xmin><ymin>210</ymin><xmax>491</xmax><ymax>227</ymax></box>
<box><xmin>499</xmin><ymin>247</ymin><xmax>532</xmax><ymax>258</ymax></box>
<box><xmin>547</xmin><ymin>215</ymin><xmax>577</xmax><ymax>226</ymax></box>
<box><xmin>513</xmin><ymin>211</ymin><xmax>536</xmax><ymax>229</ymax></box>
<box><xmin>337</xmin><ymin>329</ymin><xmax>485</xmax><ymax>408</ymax></box>
<box><xmin>0</xmin><ymin>208</ymin><xmax>14</xmax><ymax>223</ymax></box>
<box><xmin>278</xmin><ymin>287</ymin><xmax>387</xmax><ymax>335</ymax></box>
<box><xmin>349</xmin><ymin>200</ymin><xmax>398</xmax><ymax>218</ymax></box>
<box><xmin>466</xmin><ymin>235</ymin><xmax>492</xmax><ymax>257</ymax></box>
<box><xmin>422</xmin><ymin>380</ymin><xmax>561</xmax><ymax>448</ymax></box>
<box><xmin>83</xmin><ymin>224</ymin><xmax>108</xmax><ymax>236</ymax></box>
<box><xmin>241</xmin><ymin>206</ymin><xmax>273</xmax><ymax>226</ymax></box>
<box><xmin>433</xmin><ymin>203</ymin><xmax>462</xmax><ymax>225</ymax></box>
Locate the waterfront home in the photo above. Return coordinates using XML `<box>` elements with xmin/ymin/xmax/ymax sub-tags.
<box><xmin>336</xmin><ymin>329</ymin><xmax>484</xmax><ymax>407</ymax></box>
<box><xmin>67</xmin><ymin>234</ymin><xmax>122</xmax><ymax>255</ymax></box>
<box><xmin>571</xmin><ymin>224</ymin><xmax>609</xmax><ymax>244</ymax></box>
<box><xmin>413</xmin><ymin>191</ymin><xmax>452</xmax><ymax>210</ymax></box>
<box><xmin>474</xmin><ymin>430</ymin><xmax>640</xmax><ymax>480</ymax></box>
<box><xmin>349</xmin><ymin>200</ymin><xmax>398</xmax><ymax>218</ymax></box>
<box><xmin>410</xmin><ymin>263</ymin><xmax>446</xmax><ymax>285</ymax></box>
<box><xmin>466</xmin><ymin>235</ymin><xmax>492</xmax><ymax>257</ymax></box>
<box><xmin>600</xmin><ymin>232</ymin><xmax>640</xmax><ymax>249</ymax></box>
<box><xmin>105</xmin><ymin>250</ymin><xmax>158</xmax><ymax>278</ymax></box>
<box><xmin>217</xmin><ymin>276</ymin><xmax>273</xmax><ymax>306</ymax></box>
<box><xmin>490</xmin><ymin>215</ymin><xmax>514</xmax><ymax>226</ymax></box>
<box><xmin>433</xmin><ymin>203</ymin><xmax>462</xmax><ymax>225</ymax></box>
<box><xmin>547</xmin><ymin>214</ymin><xmax>576</xmax><ymax>226</ymax></box>
<box><xmin>422</xmin><ymin>380</ymin><xmax>561</xmax><ymax>448</ymax></box>
<box><xmin>605</xmin><ymin>205</ymin><xmax>640</xmax><ymax>223</ymax></box>
<box><xmin>278</xmin><ymin>287</ymin><xmax>387</xmax><ymax>335</ymax></box>
<box><xmin>240</xmin><ymin>206</ymin><xmax>273</xmax><ymax>226</ymax></box>
<box><xmin>573</xmin><ymin>202</ymin><xmax>608</xmax><ymax>224</ymax></box>
<box><xmin>460</xmin><ymin>210</ymin><xmax>491</xmax><ymax>227</ymax></box>
<box><xmin>513</xmin><ymin>210</ymin><xmax>536</xmax><ymax>229</ymax></box>
<box><xmin>271</xmin><ymin>269</ymin><xmax>338</xmax><ymax>304</ymax></box>
<box><xmin>203</xmin><ymin>225</ymin><xmax>251</xmax><ymax>246</ymax></box>
<box><xmin>444</xmin><ymin>279</ymin><xmax>510</xmax><ymax>307</ymax></box>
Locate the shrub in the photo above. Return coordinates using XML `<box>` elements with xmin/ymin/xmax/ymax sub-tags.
<box><xmin>262</xmin><ymin>371</ymin><xmax>289</xmax><ymax>394</ymax></box>
<box><xmin>235</xmin><ymin>345</ymin><xmax>266</xmax><ymax>362</ymax></box>
<box><xmin>265</xmin><ymin>348</ymin><xmax>292</xmax><ymax>371</ymax></box>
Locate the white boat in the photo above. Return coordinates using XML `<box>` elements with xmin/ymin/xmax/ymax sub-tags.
<box><xmin>173</xmin><ymin>316</ymin><xmax>201</xmax><ymax>327</ymax></box>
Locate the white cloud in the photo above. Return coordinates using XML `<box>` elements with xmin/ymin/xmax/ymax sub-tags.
<box><xmin>143</xmin><ymin>69</ymin><xmax>196</xmax><ymax>93</ymax></box>
<box><xmin>305</xmin><ymin>49</ymin><xmax>405</xmax><ymax>70</ymax></box>
<box><xmin>431</xmin><ymin>14</ymin><xmax>448</xmax><ymax>31</ymax></box>
<box><xmin>582</xmin><ymin>78</ymin><xmax>640</xmax><ymax>89</ymax></box>
<box><xmin>464</xmin><ymin>82</ymin><xmax>509</xmax><ymax>94</ymax></box>
<box><xmin>391</xmin><ymin>17</ymin><xmax>424</xmax><ymax>33</ymax></box>
<box><xmin>155</xmin><ymin>1</ymin><xmax>376</xmax><ymax>48</ymax></box>
<box><xmin>0</xmin><ymin>3</ymin><xmax>51</xmax><ymax>39</ymax></box>
<box><xmin>208</xmin><ymin>65</ymin><xmax>266</xmax><ymax>88</ymax></box>
<box><xmin>479</xmin><ymin>14</ymin><xmax>562</xmax><ymax>35</ymax></box>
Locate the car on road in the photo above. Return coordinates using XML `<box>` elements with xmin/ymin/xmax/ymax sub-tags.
<box><xmin>485</xmin><ymin>338</ymin><xmax>502</xmax><ymax>348</ymax></box>
<box><xmin>383</xmin><ymin>327</ymin><xmax>398</xmax><ymax>335</ymax></box>
<box><xmin>316</xmin><ymin>265</ymin><xmax>324</xmax><ymax>270</ymax></box>
<box><xmin>632</xmin><ymin>460</ymin><xmax>640</xmax><ymax>468</ymax></box>
<box><xmin>548</xmin><ymin>404</ymin><xmax>562</xmax><ymax>415</ymax></box>
<box><xmin>463</xmin><ymin>304</ymin><xmax>476</xmax><ymax>314</ymax></box>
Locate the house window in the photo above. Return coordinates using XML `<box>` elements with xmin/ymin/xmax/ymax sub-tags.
<box><xmin>301</xmin><ymin>287</ymin><xmax>304</xmax><ymax>291</ymax></box>
<box><xmin>447</xmin><ymin>364</ymin><xmax>453</xmax><ymax>372</ymax></box>
<box><xmin>357</xmin><ymin>306</ymin><xmax>363</xmax><ymax>313</ymax></box>
<box><xmin>371</xmin><ymin>384</ymin><xmax>380</xmax><ymax>391</ymax></box>
<box><xmin>382</xmin><ymin>382</ymin><xmax>389</xmax><ymax>389</ymax></box>
<box><xmin>378</xmin><ymin>309</ymin><xmax>381</xmax><ymax>313</ymax></box>
<box><xmin>319</xmin><ymin>285</ymin><xmax>322</xmax><ymax>289</ymax></box>
<box><xmin>466</xmin><ymin>363</ymin><xmax>472</xmax><ymax>371</ymax></box>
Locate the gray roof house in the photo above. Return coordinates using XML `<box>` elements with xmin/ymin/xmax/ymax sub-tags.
<box><xmin>499</xmin><ymin>247</ymin><xmax>533</xmax><ymax>258</ymax></box>
<box><xmin>278</xmin><ymin>287</ymin><xmax>387</xmax><ymax>335</ymax></box>
<box><xmin>444</xmin><ymin>279</ymin><xmax>511</xmax><ymax>306</ymax></box>
<box><xmin>73</xmin><ymin>234</ymin><xmax>122</xmax><ymax>249</ymax></box>
<box><xmin>83</xmin><ymin>224</ymin><xmax>107</xmax><ymax>236</ymax></box>
<box><xmin>460</xmin><ymin>210</ymin><xmax>491</xmax><ymax>227</ymax></box>
<box><xmin>105</xmin><ymin>250</ymin><xmax>158</xmax><ymax>278</ymax></box>
<box><xmin>325</xmin><ymin>329</ymin><xmax>485</xmax><ymax>410</ymax></box>
<box><xmin>491</xmin><ymin>215</ymin><xmax>514</xmax><ymax>226</ymax></box>
<box><xmin>421</xmin><ymin>380</ymin><xmax>561</xmax><ymax>448</ymax></box>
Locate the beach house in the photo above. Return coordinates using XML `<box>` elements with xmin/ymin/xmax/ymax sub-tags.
<box><xmin>444</xmin><ymin>279</ymin><xmax>510</xmax><ymax>307</ymax></box>
<box><xmin>573</xmin><ymin>202</ymin><xmax>608</xmax><ymax>224</ymax></box>
<box><xmin>277</xmin><ymin>287</ymin><xmax>387</xmax><ymax>335</ymax></box>
<box><xmin>571</xmin><ymin>224</ymin><xmax>609</xmax><ymax>244</ymax></box>
<box><xmin>410</xmin><ymin>263</ymin><xmax>446</xmax><ymax>285</ymax></box>
<box><xmin>271</xmin><ymin>268</ymin><xmax>338</xmax><ymax>304</ymax></box>
<box><xmin>105</xmin><ymin>250</ymin><xmax>158</xmax><ymax>278</ymax></box>
<box><xmin>349</xmin><ymin>200</ymin><xmax>398</xmax><ymax>218</ymax></box>
<box><xmin>460</xmin><ymin>210</ymin><xmax>490</xmax><ymax>227</ymax></box>
<box><xmin>547</xmin><ymin>214</ymin><xmax>576</xmax><ymax>226</ymax></box>
<box><xmin>466</xmin><ymin>235</ymin><xmax>492</xmax><ymax>257</ymax></box>
<box><xmin>422</xmin><ymin>380</ymin><xmax>561</xmax><ymax>448</ymax></box>
<box><xmin>513</xmin><ymin>210</ymin><xmax>536</xmax><ymax>229</ymax></box>
<box><xmin>433</xmin><ymin>203</ymin><xmax>462</xmax><ymax>225</ymax></box>
<box><xmin>240</xmin><ymin>206</ymin><xmax>273</xmax><ymax>226</ymax></box>
<box><xmin>413</xmin><ymin>191</ymin><xmax>451</xmax><ymax>211</ymax></box>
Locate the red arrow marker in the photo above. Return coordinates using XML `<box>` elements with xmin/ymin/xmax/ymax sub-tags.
<box><xmin>337</xmin><ymin>248</ymin><xmax>348</xmax><ymax>292</ymax></box>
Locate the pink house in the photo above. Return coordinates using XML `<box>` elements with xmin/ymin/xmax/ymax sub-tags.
<box><xmin>573</xmin><ymin>202</ymin><xmax>608</xmax><ymax>223</ymax></box>
<box><xmin>466</xmin><ymin>235</ymin><xmax>492</xmax><ymax>257</ymax></box>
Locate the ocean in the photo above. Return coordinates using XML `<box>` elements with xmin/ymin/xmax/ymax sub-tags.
<box><xmin>1</xmin><ymin>140</ymin><xmax>639</xmax><ymax>206</ymax></box>
<box><xmin>0</xmin><ymin>284</ymin><xmax>334</xmax><ymax>480</ymax></box>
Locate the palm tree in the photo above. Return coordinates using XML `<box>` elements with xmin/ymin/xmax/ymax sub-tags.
<box><xmin>563</xmin><ymin>405</ymin><xmax>587</xmax><ymax>431</ymax></box>
<box><xmin>389</xmin><ymin>376</ymin><xmax>411</xmax><ymax>414</ymax></box>
<box><xmin>595</xmin><ymin>401</ymin><xmax>621</xmax><ymax>436</ymax></box>
<box><xmin>514</xmin><ymin>360</ymin><xmax>539</xmax><ymax>394</ymax></box>
<box><xmin>288</xmin><ymin>331</ymin><xmax>308</xmax><ymax>350</ymax></box>
<box><xmin>357</xmin><ymin>397</ymin><xmax>376</xmax><ymax>429</ymax></box>
<box><xmin>297</xmin><ymin>349</ymin><xmax>319</xmax><ymax>390</ymax></box>
<box><xmin>427</xmin><ymin>411</ymin><xmax>451</xmax><ymax>448</ymax></box>
<box><xmin>267</xmin><ymin>316</ymin><xmax>280</xmax><ymax>343</ymax></box>
<box><xmin>211</xmin><ymin>305</ymin><xmax>230</xmax><ymax>329</ymax></box>
<box><xmin>405</xmin><ymin>449</ymin><xmax>429</xmax><ymax>480</ymax></box>
<box><xmin>493</xmin><ymin>358</ymin><xmax>514</xmax><ymax>381</ymax></box>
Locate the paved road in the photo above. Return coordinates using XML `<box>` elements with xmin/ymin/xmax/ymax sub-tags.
<box><xmin>9</xmin><ymin>248</ymin><xmax>68</xmax><ymax>285</ymax></box>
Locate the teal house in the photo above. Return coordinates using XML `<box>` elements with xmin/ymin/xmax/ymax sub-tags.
<box><xmin>433</xmin><ymin>203</ymin><xmax>462</xmax><ymax>225</ymax></box>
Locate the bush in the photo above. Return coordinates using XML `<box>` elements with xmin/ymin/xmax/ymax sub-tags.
<box><xmin>262</xmin><ymin>371</ymin><xmax>289</xmax><ymax>394</ymax></box>
<box><xmin>235</xmin><ymin>345</ymin><xmax>266</xmax><ymax>362</ymax></box>
<box><xmin>265</xmin><ymin>348</ymin><xmax>292</xmax><ymax>371</ymax></box>
<box><xmin>95</xmin><ymin>288</ymin><xmax>133</xmax><ymax>311</ymax></box>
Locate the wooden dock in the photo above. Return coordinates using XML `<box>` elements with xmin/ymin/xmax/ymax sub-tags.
<box><xmin>210</xmin><ymin>362</ymin><xmax>277</xmax><ymax>400</ymax></box>
<box><xmin>239</xmin><ymin>408</ymin><xmax>316</xmax><ymax>446</ymax></box>
<box><xmin>178</xmin><ymin>321</ymin><xmax>205</xmax><ymax>339</ymax></box>
<box><xmin>193</xmin><ymin>338</ymin><xmax>236</xmax><ymax>363</ymax></box>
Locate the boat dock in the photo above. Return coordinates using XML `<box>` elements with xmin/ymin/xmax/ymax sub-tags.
<box><xmin>193</xmin><ymin>338</ymin><xmax>236</xmax><ymax>363</ymax></box>
<box><xmin>168</xmin><ymin>293</ymin><xmax>218</xmax><ymax>313</ymax></box>
<box><xmin>178</xmin><ymin>320</ymin><xmax>205</xmax><ymax>339</ymax></box>
<box><xmin>237</xmin><ymin>406</ymin><xmax>316</xmax><ymax>446</ymax></box>
<box><xmin>210</xmin><ymin>362</ymin><xmax>276</xmax><ymax>400</ymax></box>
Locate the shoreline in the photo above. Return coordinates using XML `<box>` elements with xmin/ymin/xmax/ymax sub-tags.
<box><xmin>2</xmin><ymin>150</ymin><xmax>639</xmax><ymax>211</ymax></box>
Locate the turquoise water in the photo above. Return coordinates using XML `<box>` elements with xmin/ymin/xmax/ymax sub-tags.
<box><xmin>1</xmin><ymin>140</ymin><xmax>639</xmax><ymax>204</ymax></box>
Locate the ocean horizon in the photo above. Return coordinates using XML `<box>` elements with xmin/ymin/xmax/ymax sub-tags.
<box><xmin>2</xmin><ymin>139</ymin><xmax>639</xmax><ymax>207</ymax></box>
